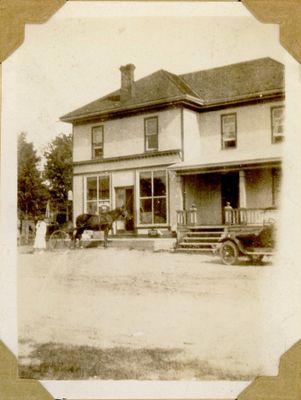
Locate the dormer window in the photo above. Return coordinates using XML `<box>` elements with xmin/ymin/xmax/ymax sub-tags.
<box><xmin>221</xmin><ymin>113</ymin><xmax>237</xmax><ymax>149</ymax></box>
<box><xmin>92</xmin><ymin>126</ymin><xmax>104</xmax><ymax>159</ymax></box>
<box><xmin>271</xmin><ymin>106</ymin><xmax>284</xmax><ymax>143</ymax></box>
<box><xmin>145</xmin><ymin>117</ymin><xmax>158</xmax><ymax>152</ymax></box>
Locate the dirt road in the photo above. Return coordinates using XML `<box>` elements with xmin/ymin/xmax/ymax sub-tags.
<box><xmin>18</xmin><ymin>247</ymin><xmax>275</xmax><ymax>380</ymax></box>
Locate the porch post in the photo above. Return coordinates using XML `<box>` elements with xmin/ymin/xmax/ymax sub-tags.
<box><xmin>169</xmin><ymin>171</ymin><xmax>183</xmax><ymax>231</ymax></box>
<box><xmin>239</xmin><ymin>170</ymin><xmax>247</xmax><ymax>208</ymax></box>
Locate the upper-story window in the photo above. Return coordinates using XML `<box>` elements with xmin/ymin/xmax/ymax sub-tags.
<box><xmin>92</xmin><ymin>126</ymin><xmax>104</xmax><ymax>158</ymax></box>
<box><xmin>271</xmin><ymin>106</ymin><xmax>284</xmax><ymax>143</ymax></box>
<box><xmin>145</xmin><ymin>117</ymin><xmax>158</xmax><ymax>152</ymax></box>
<box><xmin>221</xmin><ymin>113</ymin><xmax>237</xmax><ymax>149</ymax></box>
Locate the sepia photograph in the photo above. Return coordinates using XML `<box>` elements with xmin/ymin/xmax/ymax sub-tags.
<box><xmin>2</xmin><ymin>1</ymin><xmax>301</xmax><ymax>398</ymax></box>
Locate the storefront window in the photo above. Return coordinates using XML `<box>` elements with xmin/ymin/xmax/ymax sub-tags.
<box><xmin>140</xmin><ymin>198</ymin><xmax>152</xmax><ymax>224</ymax></box>
<box><xmin>153</xmin><ymin>171</ymin><xmax>166</xmax><ymax>196</ymax></box>
<box><xmin>87</xmin><ymin>177</ymin><xmax>97</xmax><ymax>201</ymax></box>
<box><xmin>140</xmin><ymin>172</ymin><xmax>152</xmax><ymax>197</ymax></box>
<box><xmin>98</xmin><ymin>176</ymin><xmax>110</xmax><ymax>200</ymax></box>
<box><xmin>139</xmin><ymin>170</ymin><xmax>167</xmax><ymax>225</ymax></box>
<box><xmin>86</xmin><ymin>175</ymin><xmax>110</xmax><ymax>214</ymax></box>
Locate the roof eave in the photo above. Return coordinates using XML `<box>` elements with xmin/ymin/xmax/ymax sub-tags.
<box><xmin>201</xmin><ymin>89</ymin><xmax>284</xmax><ymax>110</ymax></box>
<box><xmin>60</xmin><ymin>95</ymin><xmax>203</xmax><ymax>123</ymax></box>
<box><xmin>60</xmin><ymin>88</ymin><xmax>284</xmax><ymax>124</ymax></box>
<box><xmin>168</xmin><ymin>157</ymin><xmax>282</xmax><ymax>175</ymax></box>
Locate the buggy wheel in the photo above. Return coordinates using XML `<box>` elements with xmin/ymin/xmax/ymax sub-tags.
<box><xmin>220</xmin><ymin>240</ymin><xmax>239</xmax><ymax>265</ymax></box>
<box><xmin>49</xmin><ymin>230</ymin><xmax>72</xmax><ymax>251</ymax></box>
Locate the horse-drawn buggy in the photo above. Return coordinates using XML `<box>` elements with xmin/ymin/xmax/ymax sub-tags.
<box><xmin>47</xmin><ymin>206</ymin><xmax>127</xmax><ymax>251</ymax></box>
<box><xmin>216</xmin><ymin>207</ymin><xmax>278</xmax><ymax>265</ymax></box>
<box><xmin>46</xmin><ymin>212</ymin><xmax>73</xmax><ymax>251</ymax></box>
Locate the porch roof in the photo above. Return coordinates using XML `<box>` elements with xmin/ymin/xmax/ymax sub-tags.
<box><xmin>168</xmin><ymin>157</ymin><xmax>281</xmax><ymax>175</ymax></box>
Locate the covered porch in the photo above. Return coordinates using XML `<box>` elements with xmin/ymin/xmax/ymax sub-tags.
<box><xmin>170</xmin><ymin>158</ymin><xmax>281</xmax><ymax>228</ymax></box>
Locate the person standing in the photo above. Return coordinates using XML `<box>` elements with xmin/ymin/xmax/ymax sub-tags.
<box><xmin>33</xmin><ymin>219</ymin><xmax>47</xmax><ymax>252</ymax></box>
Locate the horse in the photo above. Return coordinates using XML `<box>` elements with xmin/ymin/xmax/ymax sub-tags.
<box><xmin>74</xmin><ymin>206</ymin><xmax>128</xmax><ymax>248</ymax></box>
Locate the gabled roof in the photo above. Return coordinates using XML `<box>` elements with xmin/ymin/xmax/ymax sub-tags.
<box><xmin>61</xmin><ymin>57</ymin><xmax>284</xmax><ymax>123</ymax></box>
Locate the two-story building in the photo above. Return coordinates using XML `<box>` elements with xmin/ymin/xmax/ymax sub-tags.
<box><xmin>61</xmin><ymin>57</ymin><xmax>284</xmax><ymax>238</ymax></box>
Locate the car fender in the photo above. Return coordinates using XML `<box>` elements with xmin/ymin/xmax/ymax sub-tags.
<box><xmin>217</xmin><ymin>235</ymin><xmax>245</xmax><ymax>255</ymax></box>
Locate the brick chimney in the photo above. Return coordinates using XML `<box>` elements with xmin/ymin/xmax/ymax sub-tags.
<box><xmin>120</xmin><ymin>64</ymin><xmax>135</xmax><ymax>101</ymax></box>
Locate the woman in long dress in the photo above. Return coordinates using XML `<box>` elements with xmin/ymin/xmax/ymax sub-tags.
<box><xmin>33</xmin><ymin>219</ymin><xmax>47</xmax><ymax>251</ymax></box>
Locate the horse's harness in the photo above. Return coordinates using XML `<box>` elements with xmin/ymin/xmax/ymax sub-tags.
<box><xmin>98</xmin><ymin>207</ymin><xmax>126</xmax><ymax>225</ymax></box>
<box><xmin>97</xmin><ymin>212</ymin><xmax>113</xmax><ymax>225</ymax></box>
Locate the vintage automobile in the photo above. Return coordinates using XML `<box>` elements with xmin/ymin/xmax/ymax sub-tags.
<box><xmin>217</xmin><ymin>220</ymin><xmax>277</xmax><ymax>265</ymax></box>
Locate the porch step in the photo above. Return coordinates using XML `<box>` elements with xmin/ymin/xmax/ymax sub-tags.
<box><xmin>174</xmin><ymin>247</ymin><xmax>215</xmax><ymax>254</ymax></box>
<box><xmin>186</xmin><ymin>232</ymin><xmax>223</xmax><ymax>237</ymax></box>
<box><xmin>183</xmin><ymin>235</ymin><xmax>221</xmax><ymax>243</ymax></box>
<box><xmin>184</xmin><ymin>225</ymin><xmax>224</xmax><ymax>230</ymax></box>
<box><xmin>178</xmin><ymin>242</ymin><xmax>216</xmax><ymax>248</ymax></box>
<box><xmin>176</xmin><ymin>225</ymin><xmax>224</xmax><ymax>253</ymax></box>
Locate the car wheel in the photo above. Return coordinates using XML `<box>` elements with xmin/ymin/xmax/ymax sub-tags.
<box><xmin>220</xmin><ymin>240</ymin><xmax>239</xmax><ymax>265</ymax></box>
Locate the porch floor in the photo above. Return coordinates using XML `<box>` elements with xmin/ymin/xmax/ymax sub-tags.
<box><xmin>80</xmin><ymin>236</ymin><xmax>177</xmax><ymax>252</ymax></box>
<box><xmin>179</xmin><ymin>224</ymin><xmax>225</xmax><ymax>229</ymax></box>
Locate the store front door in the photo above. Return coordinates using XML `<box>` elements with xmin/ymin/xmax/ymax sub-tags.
<box><xmin>115</xmin><ymin>187</ymin><xmax>134</xmax><ymax>231</ymax></box>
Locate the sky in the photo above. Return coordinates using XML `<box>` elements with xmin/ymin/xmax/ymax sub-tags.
<box><xmin>2</xmin><ymin>1</ymin><xmax>287</xmax><ymax>158</ymax></box>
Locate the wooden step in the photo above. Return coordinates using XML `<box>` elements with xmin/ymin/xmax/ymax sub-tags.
<box><xmin>174</xmin><ymin>247</ymin><xmax>215</xmax><ymax>253</ymax></box>
<box><xmin>186</xmin><ymin>225</ymin><xmax>224</xmax><ymax>229</ymax></box>
<box><xmin>178</xmin><ymin>242</ymin><xmax>216</xmax><ymax>248</ymax></box>
<box><xmin>183</xmin><ymin>237</ymin><xmax>220</xmax><ymax>243</ymax></box>
<box><xmin>186</xmin><ymin>232</ymin><xmax>223</xmax><ymax>237</ymax></box>
<box><xmin>176</xmin><ymin>226</ymin><xmax>223</xmax><ymax>252</ymax></box>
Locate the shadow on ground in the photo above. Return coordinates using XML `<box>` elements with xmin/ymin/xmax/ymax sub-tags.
<box><xmin>18</xmin><ymin>341</ymin><xmax>254</xmax><ymax>381</ymax></box>
<box><xmin>203</xmin><ymin>257</ymin><xmax>273</xmax><ymax>268</ymax></box>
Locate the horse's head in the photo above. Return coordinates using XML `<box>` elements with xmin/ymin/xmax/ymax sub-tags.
<box><xmin>119</xmin><ymin>205</ymin><xmax>128</xmax><ymax>219</ymax></box>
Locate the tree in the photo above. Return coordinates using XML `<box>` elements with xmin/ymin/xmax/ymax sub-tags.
<box><xmin>18</xmin><ymin>132</ymin><xmax>48</xmax><ymax>220</ymax></box>
<box><xmin>43</xmin><ymin>133</ymin><xmax>72</xmax><ymax>210</ymax></box>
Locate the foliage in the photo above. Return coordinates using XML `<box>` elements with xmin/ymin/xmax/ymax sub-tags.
<box><xmin>17</xmin><ymin>132</ymin><xmax>49</xmax><ymax>220</ymax></box>
<box><xmin>43</xmin><ymin>133</ymin><xmax>72</xmax><ymax>210</ymax></box>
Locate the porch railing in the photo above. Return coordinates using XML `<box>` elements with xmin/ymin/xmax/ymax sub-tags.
<box><xmin>224</xmin><ymin>207</ymin><xmax>279</xmax><ymax>225</ymax></box>
<box><xmin>176</xmin><ymin>206</ymin><xmax>279</xmax><ymax>226</ymax></box>
<box><xmin>176</xmin><ymin>206</ymin><xmax>197</xmax><ymax>226</ymax></box>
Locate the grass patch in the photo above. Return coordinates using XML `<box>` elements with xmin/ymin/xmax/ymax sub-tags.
<box><xmin>19</xmin><ymin>342</ymin><xmax>253</xmax><ymax>380</ymax></box>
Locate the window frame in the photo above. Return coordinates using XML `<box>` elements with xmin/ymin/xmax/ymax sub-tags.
<box><xmin>85</xmin><ymin>174</ymin><xmax>111</xmax><ymax>214</ymax></box>
<box><xmin>271</xmin><ymin>106</ymin><xmax>285</xmax><ymax>144</ymax></box>
<box><xmin>144</xmin><ymin>116</ymin><xmax>159</xmax><ymax>152</ymax></box>
<box><xmin>138</xmin><ymin>169</ymin><xmax>168</xmax><ymax>226</ymax></box>
<box><xmin>91</xmin><ymin>125</ymin><xmax>104</xmax><ymax>159</ymax></box>
<box><xmin>221</xmin><ymin>113</ymin><xmax>237</xmax><ymax>150</ymax></box>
